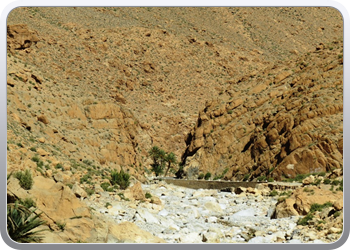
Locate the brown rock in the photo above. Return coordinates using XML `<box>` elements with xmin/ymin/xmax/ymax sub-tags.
<box><xmin>36</xmin><ymin>148</ymin><xmax>50</xmax><ymax>156</ymax></box>
<box><xmin>38</xmin><ymin>137</ymin><xmax>45</xmax><ymax>143</ymax></box>
<box><xmin>7</xmin><ymin>78</ymin><xmax>16</xmax><ymax>87</ymax></box>
<box><xmin>37</xmin><ymin>115</ymin><xmax>50</xmax><ymax>124</ymax></box>
<box><xmin>123</xmin><ymin>182</ymin><xmax>145</xmax><ymax>201</ymax></box>
<box><xmin>7</xmin><ymin>24</ymin><xmax>40</xmax><ymax>51</ymax></box>
<box><xmin>71</xmin><ymin>183</ymin><xmax>88</xmax><ymax>198</ymax></box>
<box><xmin>274</xmin><ymin>198</ymin><xmax>300</xmax><ymax>218</ymax></box>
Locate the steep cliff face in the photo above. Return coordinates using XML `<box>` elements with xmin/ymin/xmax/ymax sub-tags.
<box><xmin>181</xmin><ymin>42</ymin><xmax>343</xmax><ymax>181</ymax></box>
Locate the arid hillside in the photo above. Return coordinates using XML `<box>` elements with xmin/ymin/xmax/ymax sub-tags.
<box><xmin>181</xmin><ymin>42</ymin><xmax>343</xmax><ymax>181</ymax></box>
<box><xmin>7</xmin><ymin>7</ymin><xmax>343</xmax><ymax>180</ymax></box>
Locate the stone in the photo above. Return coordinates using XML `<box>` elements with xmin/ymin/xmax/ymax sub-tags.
<box><xmin>204</xmin><ymin>201</ymin><xmax>223</xmax><ymax>214</ymax></box>
<box><xmin>38</xmin><ymin>137</ymin><xmax>46</xmax><ymax>143</ymax></box>
<box><xmin>302</xmin><ymin>175</ymin><xmax>315</xmax><ymax>185</ymax></box>
<box><xmin>123</xmin><ymin>182</ymin><xmax>145</xmax><ymax>201</ymax></box>
<box><xmin>135</xmin><ymin>208</ymin><xmax>159</xmax><ymax>224</ymax></box>
<box><xmin>29</xmin><ymin>176</ymin><xmax>91</xmax><ymax>223</ymax></box>
<box><xmin>37</xmin><ymin>115</ymin><xmax>50</xmax><ymax>124</ymax></box>
<box><xmin>36</xmin><ymin>148</ymin><xmax>50</xmax><ymax>156</ymax></box>
<box><xmin>179</xmin><ymin>232</ymin><xmax>202</xmax><ymax>243</ymax></box>
<box><xmin>248</xmin><ymin>236</ymin><xmax>273</xmax><ymax>243</ymax></box>
<box><xmin>72</xmin><ymin>183</ymin><xmax>88</xmax><ymax>198</ymax></box>
<box><xmin>7</xmin><ymin>24</ymin><xmax>40</xmax><ymax>51</ymax></box>
<box><xmin>107</xmin><ymin>222</ymin><xmax>166</xmax><ymax>243</ymax></box>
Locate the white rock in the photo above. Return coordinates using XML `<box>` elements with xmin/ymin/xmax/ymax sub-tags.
<box><xmin>288</xmin><ymin>239</ymin><xmax>303</xmax><ymax>243</ymax></box>
<box><xmin>232</xmin><ymin>208</ymin><xmax>256</xmax><ymax>217</ymax></box>
<box><xmin>204</xmin><ymin>201</ymin><xmax>223</xmax><ymax>213</ymax></box>
<box><xmin>179</xmin><ymin>232</ymin><xmax>202</xmax><ymax>243</ymax></box>
<box><xmin>206</xmin><ymin>216</ymin><xmax>218</xmax><ymax>223</ymax></box>
<box><xmin>202</xmin><ymin>232</ymin><xmax>220</xmax><ymax>243</ymax></box>
<box><xmin>136</xmin><ymin>208</ymin><xmax>159</xmax><ymax>224</ymax></box>
<box><xmin>158</xmin><ymin>209</ymin><xmax>169</xmax><ymax>217</ymax></box>
<box><xmin>248</xmin><ymin>236</ymin><xmax>273</xmax><ymax>243</ymax></box>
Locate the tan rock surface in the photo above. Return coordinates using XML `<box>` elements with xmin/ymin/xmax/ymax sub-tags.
<box><xmin>107</xmin><ymin>221</ymin><xmax>166</xmax><ymax>243</ymax></box>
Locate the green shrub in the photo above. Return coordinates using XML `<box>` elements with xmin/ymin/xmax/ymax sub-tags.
<box><xmin>7</xmin><ymin>202</ymin><xmax>45</xmax><ymax>243</ymax></box>
<box><xmin>297</xmin><ymin>202</ymin><xmax>334</xmax><ymax>226</ymax></box>
<box><xmin>243</xmin><ymin>174</ymin><xmax>250</xmax><ymax>181</ymax></box>
<box><xmin>198</xmin><ymin>173</ymin><xmax>205</xmax><ymax>180</ymax></box>
<box><xmin>31</xmin><ymin>155</ymin><xmax>40</xmax><ymax>162</ymax></box>
<box><xmin>56</xmin><ymin>221</ymin><xmax>66</xmax><ymax>231</ymax></box>
<box><xmin>333</xmin><ymin>211</ymin><xmax>341</xmax><ymax>218</ymax></box>
<box><xmin>269</xmin><ymin>190</ymin><xmax>278</xmax><ymax>197</ymax></box>
<box><xmin>101</xmin><ymin>182</ymin><xmax>111</xmax><ymax>191</ymax></box>
<box><xmin>14</xmin><ymin>170</ymin><xmax>33</xmax><ymax>190</ymax></box>
<box><xmin>19</xmin><ymin>198</ymin><xmax>36</xmax><ymax>209</ymax></box>
<box><xmin>323</xmin><ymin>179</ymin><xmax>331</xmax><ymax>184</ymax></box>
<box><xmin>297</xmin><ymin>213</ymin><xmax>314</xmax><ymax>226</ymax></box>
<box><xmin>80</xmin><ymin>174</ymin><xmax>92</xmax><ymax>184</ymax></box>
<box><xmin>117</xmin><ymin>193</ymin><xmax>130</xmax><ymax>201</ymax></box>
<box><xmin>268</xmin><ymin>177</ymin><xmax>274</xmax><ymax>182</ymax></box>
<box><xmin>310</xmin><ymin>202</ymin><xmax>333</xmax><ymax>213</ymax></box>
<box><xmin>105</xmin><ymin>202</ymin><xmax>112</xmax><ymax>208</ymax></box>
<box><xmin>204</xmin><ymin>172</ymin><xmax>212</xmax><ymax>180</ymax></box>
<box><xmin>85</xmin><ymin>188</ymin><xmax>94</xmax><ymax>196</ymax></box>
<box><xmin>257</xmin><ymin>176</ymin><xmax>266</xmax><ymax>182</ymax></box>
<box><xmin>331</xmin><ymin>180</ymin><xmax>341</xmax><ymax>186</ymax></box>
<box><xmin>110</xmin><ymin>168</ymin><xmax>130</xmax><ymax>190</ymax></box>
<box><xmin>55</xmin><ymin>163</ymin><xmax>63</xmax><ymax>170</ymax></box>
<box><xmin>145</xmin><ymin>192</ymin><xmax>152</xmax><ymax>199</ymax></box>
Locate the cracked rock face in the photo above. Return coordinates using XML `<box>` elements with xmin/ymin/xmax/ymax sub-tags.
<box><xmin>181</xmin><ymin>43</ymin><xmax>343</xmax><ymax>181</ymax></box>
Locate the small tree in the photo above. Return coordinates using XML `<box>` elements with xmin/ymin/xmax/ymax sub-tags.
<box><xmin>164</xmin><ymin>152</ymin><xmax>177</xmax><ymax>177</ymax></box>
<box><xmin>148</xmin><ymin>146</ymin><xmax>166</xmax><ymax>177</ymax></box>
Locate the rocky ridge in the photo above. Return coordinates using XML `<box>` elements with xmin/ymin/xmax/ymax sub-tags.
<box><xmin>181</xmin><ymin>42</ymin><xmax>343</xmax><ymax>181</ymax></box>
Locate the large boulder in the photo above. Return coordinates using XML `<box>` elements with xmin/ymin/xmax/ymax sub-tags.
<box><xmin>29</xmin><ymin>176</ymin><xmax>91</xmax><ymax>223</ymax></box>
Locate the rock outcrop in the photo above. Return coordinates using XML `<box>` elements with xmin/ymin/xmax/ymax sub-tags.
<box><xmin>181</xmin><ymin>43</ymin><xmax>343</xmax><ymax>181</ymax></box>
<box><xmin>273</xmin><ymin>186</ymin><xmax>343</xmax><ymax>218</ymax></box>
<box><xmin>7</xmin><ymin>24</ymin><xmax>40</xmax><ymax>52</ymax></box>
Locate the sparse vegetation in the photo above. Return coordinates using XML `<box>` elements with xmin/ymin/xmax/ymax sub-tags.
<box><xmin>297</xmin><ymin>202</ymin><xmax>333</xmax><ymax>226</ymax></box>
<box><xmin>14</xmin><ymin>169</ymin><xmax>33</xmax><ymax>190</ymax></box>
<box><xmin>110</xmin><ymin>168</ymin><xmax>130</xmax><ymax>190</ymax></box>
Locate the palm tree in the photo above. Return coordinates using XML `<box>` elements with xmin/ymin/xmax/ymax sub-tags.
<box><xmin>164</xmin><ymin>152</ymin><xmax>177</xmax><ymax>177</ymax></box>
<box><xmin>148</xmin><ymin>146</ymin><xmax>166</xmax><ymax>176</ymax></box>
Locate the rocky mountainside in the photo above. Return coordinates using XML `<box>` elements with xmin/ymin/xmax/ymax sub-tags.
<box><xmin>7</xmin><ymin>7</ymin><xmax>343</xmax><ymax>167</ymax></box>
<box><xmin>6</xmin><ymin>7</ymin><xmax>343</xmax><ymax>244</ymax></box>
<box><xmin>181</xmin><ymin>42</ymin><xmax>343</xmax><ymax>181</ymax></box>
